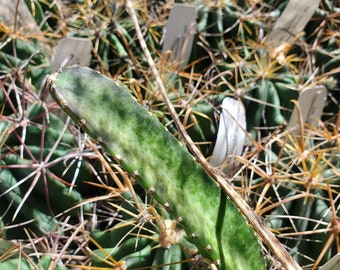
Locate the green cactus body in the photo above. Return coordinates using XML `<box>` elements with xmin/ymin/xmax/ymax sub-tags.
<box><xmin>0</xmin><ymin>165</ymin><xmax>59</xmax><ymax>234</ymax></box>
<box><xmin>47</xmin><ymin>66</ymin><xmax>264</xmax><ymax>269</ymax></box>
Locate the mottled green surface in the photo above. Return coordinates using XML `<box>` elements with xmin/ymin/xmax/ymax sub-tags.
<box><xmin>48</xmin><ymin>66</ymin><xmax>265</xmax><ymax>269</ymax></box>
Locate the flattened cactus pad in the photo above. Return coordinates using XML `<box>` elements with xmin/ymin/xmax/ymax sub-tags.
<box><xmin>47</xmin><ymin>66</ymin><xmax>265</xmax><ymax>269</ymax></box>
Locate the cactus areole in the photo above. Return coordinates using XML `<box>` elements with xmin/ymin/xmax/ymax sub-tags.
<box><xmin>47</xmin><ymin>66</ymin><xmax>265</xmax><ymax>269</ymax></box>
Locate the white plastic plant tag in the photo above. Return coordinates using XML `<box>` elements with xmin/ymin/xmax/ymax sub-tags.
<box><xmin>209</xmin><ymin>97</ymin><xmax>246</xmax><ymax>173</ymax></box>
<box><xmin>51</xmin><ymin>37</ymin><xmax>92</xmax><ymax>73</ymax></box>
<box><xmin>162</xmin><ymin>4</ymin><xmax>196</xmax><ymax>68</ymax></box>
<box><xmin>287</xmin><ymin>85</ymin><xmax>327</xmax><ymax>130</ymax></box>
<box><xmin>267</xmin><ymin>0</ymin><xmax>321</xmax><ymax>49</ymax></box>
<box><xmin>319</xmin><ymin>253</ymin><xmax>340</xmax><ymax>270</ymax></box>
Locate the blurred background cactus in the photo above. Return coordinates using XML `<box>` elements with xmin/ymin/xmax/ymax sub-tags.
<box><xmin>0</xmin><ymin>0</ymin><xmax>339</xmax><ymax>269</ymax></box>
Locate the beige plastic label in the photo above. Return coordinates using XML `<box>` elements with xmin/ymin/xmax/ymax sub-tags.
<box><xmin>267</xmin><ymin>0</ymin><xmax>321</xmax><ymax>48</ymax></box>
<box><xmin>162</xmin><ymin>4</ymin><xmax>196</xmax><ymax>68</ymax></box>
<box><xmin>320</xmin><ymin>253</ymin><xmax>340</xmax><ymax>270</ymax></box>
<box><xmin>287</xmin><ymin>85</ymin><xmax>327</xmax><ymax>130</ymax></box>
<box><xmin>51</xmin><ymin>37</ymin><xmax>92</xmax><ymax>73</ymax></box>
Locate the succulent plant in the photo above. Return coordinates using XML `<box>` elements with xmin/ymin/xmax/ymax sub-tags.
<box><xmin>47</xmin><ymin>65</ymin><xmax>265</xmax><ymax>269</ymax></box>
<box><xmin>1</xmin><ymin>0</ymin><xmax>339</xmax><ymax>269</ymax></box>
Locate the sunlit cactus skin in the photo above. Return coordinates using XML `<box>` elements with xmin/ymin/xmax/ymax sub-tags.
<box><xmin>47</xmin><ymin>66</ymin><xmax>265</xmax><ymax>269</ymax></box>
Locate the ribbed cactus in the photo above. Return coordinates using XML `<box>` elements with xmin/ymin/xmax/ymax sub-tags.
<box><xmin>0</xmin><ymin>92</ymin><xmax>94</xmax><ymax>236</ymax></box>
<box><xmin>254</xmin><ymin>125</ymin><xmax>340</xmax><ymax>267</ymax></box>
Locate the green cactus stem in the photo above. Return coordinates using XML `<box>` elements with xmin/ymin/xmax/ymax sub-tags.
<box><xmin>47</xmin><ymin>66</ymin><xmax>265</xmax><ymax>269</ymax></box>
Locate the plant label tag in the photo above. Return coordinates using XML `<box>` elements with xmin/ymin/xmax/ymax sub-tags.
<box><xmin>287</xmin><ymin>85</ymin><xmax>327</xmax><ymax>130</ymax></box>
<box><xmin>51</xmin><ymin>37</ymin><xmax>92</xmax><ymax>73</ymax></box>
<box><xmin>267</xmin><ymin>0</ymin><xmax>321</xmax><ymax>48</ymax></box>
<box><xmin>210</xmin><ymin>97</ymin><xmax>246</xmax><ymax>174</ymax></box>
<box><xmin>320</xmin><ymin>253</ymin><xmax>340</xmax><ymax>270</ymax></box>
<box><xmin>162</xmin><ymin>4</ymin><xmax>196</xmax><ymax>68</ymax></box>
